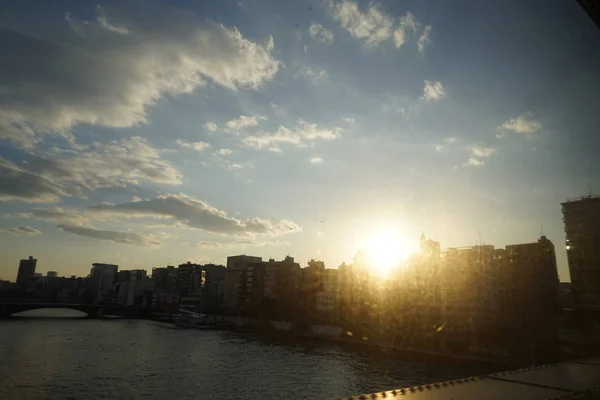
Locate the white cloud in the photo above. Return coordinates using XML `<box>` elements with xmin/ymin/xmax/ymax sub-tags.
<box><xmin>417</xmin><ymin>25</ymin><xmax>432</xmax><ymax>53</ymax></box>
<box><xmin>422</xmin><ymin>80</ymin><xmax>446</xmax><ymax>102</ymax></box>
<box><xmin>463</xmin><ymin>145</ymin><xmax>495</xmax><ymax>167</ymax></box>
<box><xmin>96</xmin><ymin>5</ymin><xmax>129</xmax><ymax>35</ymax></box>
<box><xmin>228</xmin><ymin>163</ymin><xmax>243</xmax><ymax>172</ymax></box>
<box><xmin>10</xmin><ymin>207</ymin><xmax>88</xmax><ymax>225</ymax></box>
<box><xmin>86</xmin><ymin>193</ymin><xmax>302</xmax><ymax>237</ymax></box>
<box><xmin>1</xmin><ymin>13</ymin><xmax>280</xmax><ymax>146</ymax></box>
<box><xmin>328</xmin><ymin>0</ymin><xmax>393</xmax><ymax>45</ymax></box>
<box><xmin>342</xmin><ymin>117</ymin><xmax>355</xmax><ymax>123</ymax></box>
<box><xmin>444</xmin><ymin>137</ymin><xmax>458</xmax><ymax>144</ymax></box>
<box><xmin>310</xmin><ymin>157</ymin><xmax>324</xmax><ymax>165</ymax></box>
<box><xmin>298</xmin><ymin>67</ymin><xmax>328</xmax><ymax>85</ymax></box>
<box><xmin>0</xmin><ymin>226</ymin><xmax>42</xmax><ymax>236</ymax></box>
<box><xmin>0</xmin><ymin>137</ymin><xmax>182</xmax><ymax>203</ymax></box>
<box><xmin>464</xmin><ymin>158</ymin><xmax>485</xmax><ymax>167</ymax></box>
<box><xmin>176</xmin><ymin>139</ymin><xmax>211</xmax><ymax>152</ymax></box>
<box><xmin>244</xmin><ymin>118</ymin><xmax>341</xmax><ymax>150</ymax></box>
<box><xmin>203</xmin><ymin>122</ymin><xmax>218</xmax><ymax>132</ymax></box>
<box><xmin>309</xmin><ymin>23</ymin><xmax>334</xmax><ymax>43</ymax></box>
<box><xmin>470</xmin><ymin>146</ymin><xmax>495</xmax><ymax>158</ymax></box>
<box><xmin>498</xmin><ymin>112</ymin><xmax>542</xmax><ymax>138</ymax></box>
<box><xmin>393</xmin><ymin>13</ymin><xmax>417</xmax><ymax>48</ymax></box>
<box><xmin>224</xmin><ymin>115</ymin><xmax>262</xmax><ymax>133</ymax></box>
<box><xmin>329</xmin><ymin>1</ymin><xmax>431</xmax><ymax>51</ymax></box>
<box><xmin>58</xmin><ymin>223</ymin><xmax>165</xmax><ymax>247</ymax></box>
<box><xmin>435</xmin><ymin>145</ymin><xmax>443</xmax><ymax>152</ymax></box>
<box><xmin>215</xmin><ymin>148</ymin><xmax>233</xmax><ymax>156</ymax></box>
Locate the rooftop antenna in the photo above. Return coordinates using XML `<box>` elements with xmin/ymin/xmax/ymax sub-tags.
<box><xmin>540</xmin><ymin>220</ymin><xmax>545</xmax><ymax>236</ymax></box>
<box><xmin>478</xmin><ymin>227</ymin><xmax>482</xmax><ymax>246</ymax></box>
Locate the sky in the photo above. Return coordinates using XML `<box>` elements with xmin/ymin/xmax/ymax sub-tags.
<box><xmin>1</xmin><ymin>0</ymin><xmax>599</xmax><ymax>281</ymax></box>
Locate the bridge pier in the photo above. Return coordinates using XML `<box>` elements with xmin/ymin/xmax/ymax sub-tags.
<box><xmin>86</xmin><ymin>306</ymin><xmax>104</xmax><ymax>319</ymax></box>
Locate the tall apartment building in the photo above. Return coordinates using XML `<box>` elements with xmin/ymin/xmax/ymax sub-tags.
<box><xmin>177</xmin><ymin>262</ymin><xmax>204</xmax><ymax>297</ymax></box>
<box><xmin>89</xmin><ymin>263</ymin><xmax>118</xmax><ymax>303</ymax></box>
<box><xmin>562</xmin><ymin>195</ymin><xmax>600</xmax><ymax>309</ymax></box>
<box><xmin>223</xmin><ymin>255</ymin><xmax>262</xmax><ymax>313</ymax></box>
<box><xmin>16</xmin><ymin>256</ymin><xmax>37</xmax><ymax>285</ymax></box>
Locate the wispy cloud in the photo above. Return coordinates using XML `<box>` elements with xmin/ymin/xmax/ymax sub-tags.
<box><xmin>309</xmin><ymin>23</ymin><xmax>334</xmax><ymax>43</ymax></box>
<box><xmin>422</xmin><ymin>80</ymin><xmax>446</xmax><ymax>102</ymax></box>
<box><xmin>310</xmin><ymin>157</ymin><xmax>324</xmax><ymax>165</ymax></box>
<box><xmin>176</xmin><ymin>139</ymin><xmax>211</xmax><ymax>152</ymax></box>
<box><xmin>393</xmin><ymin>13</ymin><xmax>417</xmax><ymax>48</ymax></box>
<box><xmin>96</xmin><ymin>5</ymin><xmax>129</xmax><ymax>35</ymax></box>
<box><xmin>0</xmin><ymin>226</ymin><xmax>42</xmax><ymax>236</ymax></box>
<box><xmin>244</xmin><ymin>119</ymin><xmax>341</xmax><ymax>150</ymax></box>
<box><xmin>58</xmin><ymin>224</ymin><xmax>166</xmax><ymax>247</ymax></box>
<box><xmin>328</xmin><ymin>0</ymin><xmax>393</xmax><ymax>45</ymax></box>
<box><xmin>417</xmin><ymin>25</ymin><xmax>432</xmax><ymax>53</ymax></box>
<box><xmin>464</xmin><ymin>145</ymin><xmax>495</xmax><ymax>167</ymax></box>
<box><xmin>86</xmin><ymin>193</ymin><xmax>302</xmax><ymax>237</ymax></box>
<box><xmin>203</xmin><ymin>122</ymin><xmax>218</xmax><ymax>132</ymax></box>
<box><xmin>329</xmin><ymin>1</ymin><xmax>431</xmax><ymax>51</ymax></box>
<box><xmin>497</xmin><ymin>112</ymin><xmax>542</xmax><ymax>138</ymax></box>
<box><xmin>298</xmin><ymin>67</ymin><xmax>328</xmax><ymax>85</ymax></box>
<box><xmin>10</xmin><ymin>207</ymin><xmax>88</xmax><ymax>225</ymax></box>
<box><xmin>464</xmin><ymin>158</ymin><xmax>485</xmax><ymax>167</ymax></box>
<box><xmin>214</xmin><ymin>148</ymin><xmax>233</xmax><ymax>156</ymax></box>
<box><xmin>224</xmin><ymin>115</ymin><xmax>263</xmax><ymax>133</ymax></box>
<box><xmin>470</xmin><ymin>146</ymin><xmax>495</xmax><ymax>158</ymax></box>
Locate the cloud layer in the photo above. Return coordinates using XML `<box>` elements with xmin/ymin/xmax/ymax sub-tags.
<box><xmin>86</xmin><ymin>193</ymin><xmax>301</xmax><ymax>237</ymax></box>
<box><xmin>0</xmin><ymin>226</ymin><xmax>42</xmax><ymax>236</ymax></box>
<box><xmin>0</xmin><ymin>11</ymin><xmax>281</xmax><ymax>146</ymax></box>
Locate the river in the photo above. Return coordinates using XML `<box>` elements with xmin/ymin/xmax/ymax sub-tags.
<box><xmin>0</xmin><ymin>309</ymin><xmax>498</xmax><ymax>399</ymax></box>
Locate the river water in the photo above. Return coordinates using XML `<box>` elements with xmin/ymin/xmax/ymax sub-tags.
<box><xmin>0</xmin><ymin>310</ymin><xmax>498</xmax><ymax>399</ymax></box>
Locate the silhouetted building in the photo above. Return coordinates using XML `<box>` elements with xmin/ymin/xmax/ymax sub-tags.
<box><xmin>151</xmin><ymin>266</ymin><xmax>179</xmax><ymax>308</ymax></box>
<box><xmin>46</xmin><ymin>271</ymin><xmax>57</xmax><ymax>278</ymax></box>
<box><xmin>224</xmin><ymin>255</ymin><xmax>262</xmax><ymax>313</ymax></box>
<box><xmin>89</xmin><ymin>263</ymin><xmax>118</xmax><ymax>303</ymax></box>
<box><xmin>502</xmin><ymin>236</ymin><xmax>559</xmax><ymax>359</ymax></box>
<box><xmin>16</xmin><ymin>256</ymin><xmax>37</xmax><ymax>285</ymax></box>
<box><xmin>562</xmin><ymin>195</ymin><xmax>600</xmax><ymax>309</ymax></box>
<box><xmin>115</xmin><ymin>270</ymin><xmax>131</xmax><ymax>283</ymax></box>
<box><xmin>202</xmin><ymin>264</ymin><xmax>226</xmax><ymax>313</ymax></box>
<box><xmin>177</xmin><ymin>262</ymin><xmax>204</xmax><ymax>297</ymax></box>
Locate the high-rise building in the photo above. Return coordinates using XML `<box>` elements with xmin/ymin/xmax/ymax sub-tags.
<box><xmin>562</xmin><ymin>195</ymin><xmax>600</xmax><ymax>309</ymax></box>
<box><xmin>89</xmin><ymin>263</ymin><xmax>118</xmax><ymax>302</ymax></box>
<box><xmin>16</xmin><ymin>256</ymin><xmax>37</xmax><ymax>285</ymax></box>
<box><xmin>46</xmin><ymin>271</ymin><xmax>57</xmax><ymax>278</ymax></box>
<box><xmin>224</xmin><ymin>255</ymin><xmax>263</xmax><ymax>313</ymax></box>
<box><xmin>202</xmin><ymin>264</ymin><xmax>226</xmax><ymax>313</ymax></box>
<box><xmin>177</xmin><ymin>262</ymin><xmax>204</xmax><ymax>297</ymax></box>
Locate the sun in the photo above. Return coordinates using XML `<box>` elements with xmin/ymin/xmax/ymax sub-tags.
<box><xmin>364</xmin><ymin>226</ymin><xmax>410</xmax><ymax>277</ymax></box>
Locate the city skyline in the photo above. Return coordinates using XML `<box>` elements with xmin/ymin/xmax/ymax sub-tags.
<box><xmin>2</xmin><ymin>0</ymin><xmax>600</xmax><ymax>281</ymax></box>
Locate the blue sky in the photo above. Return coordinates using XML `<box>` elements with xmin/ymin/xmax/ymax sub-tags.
<box><xmin>1</xmin><ymin>0</ymin><xmax>599</xmax><ymax>281</ymax></box>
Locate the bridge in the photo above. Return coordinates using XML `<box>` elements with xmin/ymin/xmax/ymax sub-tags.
<box><xmin>347</xmin><ymin>358</ymin><xmax>600</xmax><ymax>400</ymax></box>
<box><xmin>0</xmin><ymin>301</ymin><xmax>152</xmax><ymax>318</ymax></box>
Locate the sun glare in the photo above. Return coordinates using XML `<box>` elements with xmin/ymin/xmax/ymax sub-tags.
<box><xmin>364</xmin><ymin>226</ymin><xmax>410</xmax><ymax>277</ymax></box>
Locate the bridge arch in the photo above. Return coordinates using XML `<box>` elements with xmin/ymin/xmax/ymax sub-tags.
<box><xmin>0</xmin><ymin>303</ymin><xmax>102</xmax><ymax>318</ymax></box>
